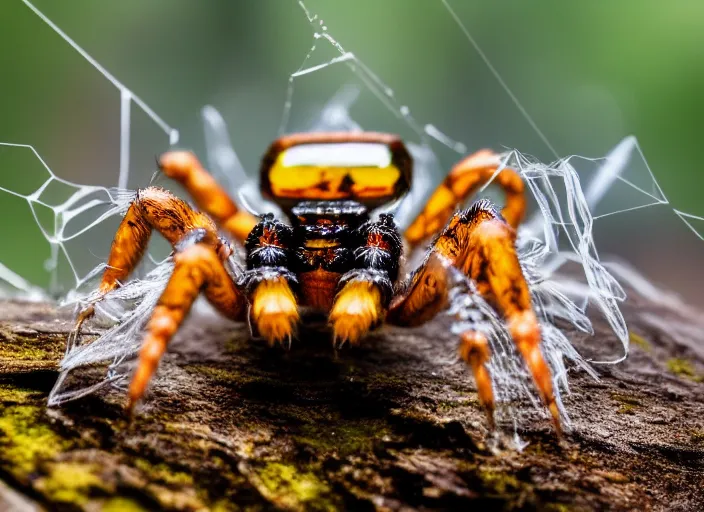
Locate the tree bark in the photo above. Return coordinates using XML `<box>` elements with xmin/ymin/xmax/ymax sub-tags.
<box><xmin>1</xmin><ymin>294</ymin><xmax>703</xmax><ymax>511</ymax></box>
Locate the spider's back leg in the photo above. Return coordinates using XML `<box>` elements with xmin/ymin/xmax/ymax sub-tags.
<box><xmin>389</xmin><ymin>200</ymin><xmax>560</xmax><ymax>433</ymax></box>
<box><xmin>404</xmin><ymin>150</ymin><xmax>526</xmax><ymax>249</ymax></box>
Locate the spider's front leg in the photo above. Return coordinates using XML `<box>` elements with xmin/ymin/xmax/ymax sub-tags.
<box><xmin>71</xmin><ymin>187</ymin><xmax>230</xmax><ymax>340</ymax></box>
<box><xmin>158</xmin><ymin>151</ymin><xmax>259</xmax><ymax>245</ymax></box>
<box><xmin>129</xmin><ymin>230</ymin><xmax>247</xmax><ymax>410</ymax></box>
<box><xmin>329</xmin><ymin>214</ymin><xmax>401</xmax><ymax>346</ymax></box>
<box><xmin>389</xmin><ymin>200</ymin><xmax>560</xmax><ymax>432</ymax></box>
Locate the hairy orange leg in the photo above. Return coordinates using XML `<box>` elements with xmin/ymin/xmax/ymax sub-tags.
<box><xmin>128</xmin><ymin>242</ymin><xmax>246</xmax><ymax>412</ymax></box>
<box><xmin>459</xmin><ymin>331</ymin><xmax>495</xmax><ymax>430</ymax></box>
<box><xmin>391</xmin><ymin>200</ymin><xmax>560</xmax><ymax>433</ymax></box>
<box><xmin>404</xmin><ymin>150</ymin><xmax>526</xmax><ymax>248</ymax></box>
<box><xmin>158</xmin><ymin>151</ymin><xmax>258</xmax><ymax>245</ymax></box>
<box><xmin>71</xmin><ymin>187</ymin><xmax>221</xmax><ymax>341</ymax></box>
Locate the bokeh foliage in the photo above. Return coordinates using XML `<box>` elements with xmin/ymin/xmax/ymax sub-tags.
<box><xmin>0</xmin><ymin>0</ymin><xmax>702</xmax><ymax>300</ymax></box>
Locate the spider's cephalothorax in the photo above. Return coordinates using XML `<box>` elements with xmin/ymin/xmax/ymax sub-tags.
<box><xmin>73</xmin><ymin>132</ymin><xmax>561</xmax><ymax>433</ymax></box>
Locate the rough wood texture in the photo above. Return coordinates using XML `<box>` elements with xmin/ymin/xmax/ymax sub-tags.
<box><xmin>1</xmin><ymin>294</ymin><xmax>703</xmax><ymax>511</ymax></box>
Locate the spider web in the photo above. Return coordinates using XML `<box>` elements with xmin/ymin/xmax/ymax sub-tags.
<box><xmin>1</xmin><ymin>1</ymin><xmax>702</xmax><ymax>439</ymax></box>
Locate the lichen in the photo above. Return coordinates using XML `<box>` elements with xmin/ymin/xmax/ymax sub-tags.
<box><xmin>295</xmin><ymin>417</ymin><xmax>391</xmax><ymax>456</ymax></box>
<box><xmin>610</xmin><ymin>393</ymin><xmax>641</xmax><ymax>414</ymax></box>
<box><xmin>253</xmin><ymin>462</ymin><xmax>336</xmax><ymax>511</ymax></box>
<box><xmin>666</xmin><ymin>358</ymin><xmax>703</xmax><ymax>382</ymax></box>
<box><xmin>133</xmin><ymin>458</ymin><xmax>195</xmax><ymax>487</ymax></box>
<box><xmin>690</xmin><ymin>430</ymin><xmax>704</xmax><ymax>444</ymax></box>
<box><xmin>35</xmin><ymin>462</ymin><xmax>108</xmax><ymax>505</ymax></box>
<box><xmin>478</xmin><ymin>468</ymin><xmax>522</xmax><ymax>495</ymax></box>
<box><xmin>628</xmin><ymin>331</ymin><xmax>651</xmax><ymax>353</ymax></box>
<box><xmin>0</xmin><ymin>401</ymin><xmax>68</xmax><ymax>477</ymax></box>
<box><xmin>0</xmin><ymin>330</ymin><xmax>63</xmax><ymax>363</ymax></box>
<box><xmin>102</xmin><ymin>497</ymin><xmax>150</xmax><ymax>512</ymax></box>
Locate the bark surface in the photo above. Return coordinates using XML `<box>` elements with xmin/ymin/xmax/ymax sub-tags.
<box><xmin>0</xmin><ymin>293</ymin><xmax>703</xmax><ymax>511</ymax></box>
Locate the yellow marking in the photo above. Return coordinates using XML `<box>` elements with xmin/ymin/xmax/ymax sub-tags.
<box><xmin>269</xmin><ymin>150</ymin><xmax>401</xmax><ymax>200</ymax></box>
<box><xmin>329</xmin><ymin>280</ymin><xmax>383</xmax><ymax>345</ymax></box>
<box><xmin>304</xmin><ymin>239</ymin><xmax>340</xmax><ymax>249</ymax></box>
<box><xmin>251</xmin><ymin>278</ymin><xmax>299</xmax><ymax>345</ymax></box>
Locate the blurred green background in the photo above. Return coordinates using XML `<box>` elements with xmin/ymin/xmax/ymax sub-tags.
<box><xmin>0</xmin><ymin>0</ymin><xmax>702</xmax><ymax>303</ymax></box>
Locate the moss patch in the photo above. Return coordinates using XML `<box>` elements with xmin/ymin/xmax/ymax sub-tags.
<box><xmin>0</xmin><ymin>401</ymin><xmax>69</xmax><ymax>477</ymax></box>
<box><xmin>611</xmin><ymin>393</ymin><xmax>641</xmax><ymax>414</ymax></box>
<box><xmin>253</xmin><ymin>462</ymin><xmax>336</xmax><ymax>511</ymax></box>
<box><xmin>478</xmin><ymin>468</ymin><xmax>522</xmax><ymax>495</ymax></box>
<box><xmin>102</xmin><ymin>497</ymin><xmax>150</xmax><ymax>512</ymax></box>
<box><xmin>35</xmin><ymin>462</ymin><xmax>108</xmax><ymax>505</ymax></box>
<box><xmin>133</xmin><ymin>458</ymin><xmax>194</xmax><ymax>487</ymax></box>
<box><xmin>296</xmin><ymin>417</ymin><xmax>391</xmax><ymax>457</ymax></box>
<box><xmin>628</xmin><ymin>331</ymin><xmax>651</xmax><ymax>353</ymax></box>
<box><xmin>0</xmin><ymin>330</ymin><xmax>63</xmax><ymax>363</ymax></box>
<box><xmin>666</xmin><ymin>358</ymin><xmax>703</xmax><ymax>382</ymax></box>
<box><xmin>690</xmin><ymin>430</ymin><xmax>704</xmax><ymax>444</ymax></box>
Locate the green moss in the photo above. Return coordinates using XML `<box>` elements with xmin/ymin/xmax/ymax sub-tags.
<box><xmin>667</xmin><ymin>358</ymin><xmax>703</xmax><ymax>382</ymax></box>
<box><xmin>435</xmin><ymin>398</ymin><xmax>476</xmax><ymax>413</ymax></box>
<box><xmin>690</xmin><ymin>430</ymin><xmax>704</xmax><ymax>444</ymax></box>
<box><xmin>610</xmin><ymin>393</ymin><xmax>640</xmax><ymax>405</ymax></box>
<box><xmin>35</xmin><ymin>462</ymin><xmax>107</xmax><ymax>505</ymax></box>
<box><xmin>133</xmin><ymin>458</ymin><xmax>194</xmax><ymax>487</ymax></box>
<box><xmin>617</xmin><ymin>404</ymin><xmax>636</xmax><ymax>414</ymax></box>
<box><xmin>190</xmin><ymin>364</ymin><xmax>257</xmax><ymax>386</ymax></box>
<box><xmin>0</xmin><ymin>402</ymin><xmax>69</xmax><ymax>476</ymax></box>
<box><xmin>610</xmin><ymin>392</ymin><xmax>641</xmax><ymax>414</ymax></box>
<box><xmin>628</xmin><ymin>331</ymin><xmax>651</xmax><ymax>352</ymax></box>
<box><xmin>478</xmin><ymin>469</ymin><xmax>522</xmax><ymax>495</ymax></box>
<box><xmin>544</xmin><ymin>504</ymin><xmax>571</xmax><ymax>512</ymax></box>
<box><xmin>0</xmin><ymin>331</ymin><xmax>63</xmax><ymax>362</ymax></box>
<box><xmin>296</xmin><ymin>418</ymin><xmax>391</xmax><ymax>456</ymax></box>
<box><xmin>102</xmin><ymin>497</ymin><xmax>150</xmax><ymax>512</ymax></box>
<box><xmin>255</xmin><ymin>462</ymin><xmax>335</xmax><ymax>511</ymax></box>
<box><xmin>0</xmin><ymin>384</ymin><xmax>37</xmax><ymax>402</ymax></box>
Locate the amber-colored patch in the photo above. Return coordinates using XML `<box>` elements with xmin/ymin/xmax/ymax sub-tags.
<box><xmin>299</xmin><ymin>270</ymin><xmax>341</xmax><ymax>312</ymax></box>
<box><xmin>251</xmin><ymin>278</ymin><xmax>299</xmax><ymax>345</ymax></box>
<box><xmin>329</xmin><ymin>281</ymin><xmax>383</xmax><ymax>345</ymax></box>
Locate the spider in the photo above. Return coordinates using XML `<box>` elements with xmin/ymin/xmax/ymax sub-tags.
<box><xmin>72</xmin><ymin>131</ymin><xmax>560</xmax><ymax>433</ymax></box>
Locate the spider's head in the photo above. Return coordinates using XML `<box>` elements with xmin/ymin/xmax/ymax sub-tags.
<box><xmin>259</xmin><ymin>132</ymin><xmax>412</xmax><ymax>216</ymax></box>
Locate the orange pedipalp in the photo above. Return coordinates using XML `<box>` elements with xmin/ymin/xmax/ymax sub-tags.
<box><xmin>329</xmin><ymin>279</ymin><xmax>384</xmax><ymax>346</ymax></box>
<box><xmin>250</xmin><ymin>277</ymin><xmax>299</xmax><ymax>346</ymax></box>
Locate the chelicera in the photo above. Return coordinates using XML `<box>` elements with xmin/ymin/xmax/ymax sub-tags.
<box><xmin>72</xmin><ymin>131</ymin><xmax>559</xmax><ymax>432</ymax></box>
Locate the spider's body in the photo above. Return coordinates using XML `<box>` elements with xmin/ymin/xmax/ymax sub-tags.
<box><xmin>74</xmin><ymin>132</ymin><xmax>561</xmax><ymax>433</ymax></box>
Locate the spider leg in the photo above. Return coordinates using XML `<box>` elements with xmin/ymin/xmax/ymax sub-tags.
<box><xmin>71</xmin><ymin>187</ymin><xmax>225</xmax><ymax>341</ymax></box>
<box><xmin>128</xmin><ymin>235</ymin><xmax>246</xmax><ymax>411</ymax></box>
<box><xmin>158</xmin><ymin>151</ymin><xmax>259</xmax><ymax>245</ymax></box>
<box><xmin>389</xmin><ymin>200</ymin><xmax>560</xmax><ymax>433</ymax></box>
<box><xmin>459</xmin><ymin>331</ymin><xmax>495</xmax><ymax>430</ymax></box>
<box><xmin>404</xmin><ymin>149</ymin><xmax>526</xmax><ymax>248</ymax></box>
<box><xmin>329</xmin><ymin>214</ymin><xmax>401</xmax><ymax>346</ymax></box>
